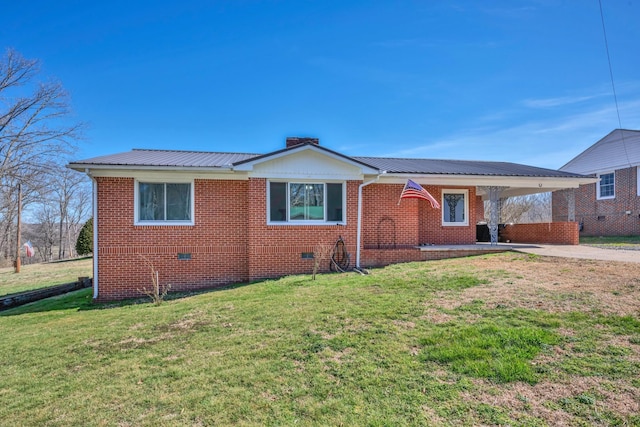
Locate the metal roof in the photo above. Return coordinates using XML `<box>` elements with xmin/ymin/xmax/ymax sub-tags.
<box><xmin>353</xmin><ymin>157</ymin><xmax>588</xmax><ymax>178</ymax></box>
<box><xmin>69</xmin><ymin>145</ymin><xmax>590</xmax><ymax>179</ymax></box>
<box><xmin>70</xmin><ymin>148</ymin><xmax>260</xmax><ymax>168</ymax></box>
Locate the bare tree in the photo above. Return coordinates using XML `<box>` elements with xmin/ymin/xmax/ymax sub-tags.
<box><xmin>0</xmin><ymin>168</ymin><xmax>47</xmax><ymax>265</ymax></box>
<box><xmin>500</xmin><ymin>196</ymin><xmax>536</xmax><ymax>224</ymax></box>
<box><xmin>49</xmin><ymin>167</ymin><xmax>90</xmax><ymax>259</ymax></box>
<box><xmin>1</xmin><ymin>49</ymin><xmax>80</xmax><ymax>178</ymax></box>
<box><xmin>23</xmin><ymin>163</ymin><xmax>91</xmax><ymax>262</ymax></box>
<box><xmin>484</xmin><ymin>193</ymin><xmax>552</xmax><ymax>224</ymax></box>
<box><xmin>524</xmin><ymin>192</ymin><xmax>551</xmax><ymax>223</ymax></box>
<box><xmin>65</xmin><ymin>176</ymin><xmax>91</xmax><ymax>257</ymax></box>
<box><xmin>30</xmin><ymin>200</ymin><xmax>58</xmax><ymax>262</ymax></box>
<box><xmin>0</xmin><ymin>191</ymin><xmax>16</xmax><ymax>262</ymax></box>
<box><xmin>0</xmin><ymin>48</ymin><xmax>81</xmax><ymax>264</ymax></box>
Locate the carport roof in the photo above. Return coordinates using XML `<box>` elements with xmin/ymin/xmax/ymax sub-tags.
<box><xmin>353</xmin><ymin>156</ymin><xmax>587</xmax><ymax>178</ymax></box>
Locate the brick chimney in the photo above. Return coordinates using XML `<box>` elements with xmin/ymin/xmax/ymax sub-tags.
<box><xmin>286</xmin><ymin>137</ymin><xmax>319</xmax><ymax>148</ymax></box>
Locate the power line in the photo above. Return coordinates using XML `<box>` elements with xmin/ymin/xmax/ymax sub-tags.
<box><xmin>598</xmin><ymin>0</ymin><xmax>631</xmax><ymax>168</ymax></box>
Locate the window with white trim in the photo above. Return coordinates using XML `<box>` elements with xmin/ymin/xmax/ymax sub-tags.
<box><xmin>637</xmin><ymin>167</ymin><xmax>640</xmax><ymax>196</ymax></box>
<box><xmin>442</xmin><ymin>189</ymin><xmax>468</xmax><ymax>226</ymax></box>
<box><xmin>597</xmin><ymin>172</ymin><xmax>615</xmax><ymax>199</ymax></box>
<box><xmin>268</xmin><ymin>181</ymin><xmax>344</xmax><ymax>224</ymax></box>
<box><xmin>136</xmin><ymin>181</ymin><xmax>193</xmax><ymax>224</ymax></box>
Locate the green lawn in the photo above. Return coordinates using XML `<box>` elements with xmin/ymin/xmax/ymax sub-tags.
<box><xmin>0</xmin><ymin>253</ymin><xmax>638</xmax><ymax>426</ymax></box>
<box><xmin>0</xmin><ymin>257</ymin><xmax>93</xmax><ymax>296</ymax></box>
<box><xmin>580</xmin><ymin>235</ymin><xmax>640</xmax><ymax>248</ymax></box>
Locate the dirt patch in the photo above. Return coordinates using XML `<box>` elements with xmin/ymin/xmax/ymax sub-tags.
<box><xmin>463</xmin><ymin>376</ymin><xmax>640</xmax><ymax>425</ymax></box>
<box><xmin>392</xmin><ymin>319</ymin><xmax>416</xmax><ymax>329</ymax></box>
<box><xmin>420</xmin><ymin>308</ymin><xmax>454</xmax><ymax>324</ymax></box>
<box><xmin>433</xmin><ymin>253</ymin><xmax>640</xmax><ymax>316</ymax></box>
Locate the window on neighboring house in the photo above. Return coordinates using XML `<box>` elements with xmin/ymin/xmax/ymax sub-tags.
<box><xmin>597</xmin><ymin>172</ymin><xmax>615</xmax><ymax>199</ymax></box>
<box><xmin>268</xmin><ymin>181</ymin><xmax>344</xmax><ymax>223</ymax></box>
<box><xmin>442</xmin><ymin>189</ymin><xmax>468</xmax><ymax>226</ymax></box>
<box><xmin>137</xmin><ymin>182</ymin><xmax>193</xmax><ymax>224</ymax></box>
<box><xmin>637</xmin><ymin>167</ymin><xmax>640</xmax><ymax>196</ymax></box>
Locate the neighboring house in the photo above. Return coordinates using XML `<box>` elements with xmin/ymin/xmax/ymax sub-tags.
<box><xmin>553</xmin><ymin>129</ymin><xmax>640</xmax><ymax>236</ymax></box>
<box><xmin>69</xmin><ymin>137</ymin><xmax>593</xmax><ymax>301</ymax></box>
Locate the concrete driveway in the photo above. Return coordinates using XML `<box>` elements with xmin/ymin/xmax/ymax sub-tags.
<box><xmin>510</xmin><ymin>243</ymin><xmax>640</xmax><ymax>263</ymax></box>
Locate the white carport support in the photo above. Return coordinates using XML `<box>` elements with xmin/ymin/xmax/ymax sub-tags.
<box><xmin>567</xmin><ymin>189</ymin><xmax>576</xmax><ymax>222</ymax></box>
<box><xmin>480</xmin><ymin>186</ymin><xmax>508</xmax><ymax>246</ymax></box>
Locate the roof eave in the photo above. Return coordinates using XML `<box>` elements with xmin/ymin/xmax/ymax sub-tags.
<box><xmin>563</xmin><ymin>162</ymin><xmax>640</xmax><ymax>176</ymax></box>
<box><xmin>376</xmin><ymin>172</ymin><xmax>597</xmax><ymax>188</ymax></box>
<box><xmin>67</xmin><ymin>163</ymin><xmax>235</xmax><ymax>173</ymax></box>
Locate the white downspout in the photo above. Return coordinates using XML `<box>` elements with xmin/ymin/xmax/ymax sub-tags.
<box><xmin>356</xmin><ymin>174</ymin><xmax>382</xmax><ymax>268</ymax></box>
<box><xmin>88</xmin><ymin>171</ymin><xmax>99</xmax><ymax>300</ymax></box>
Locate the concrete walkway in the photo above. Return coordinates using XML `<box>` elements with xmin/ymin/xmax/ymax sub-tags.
<box><xmin>509</xmin><ymin>243</ymin><xmax>640</xmax><ymax>263</ymax></box>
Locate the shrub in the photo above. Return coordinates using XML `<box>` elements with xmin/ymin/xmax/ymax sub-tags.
<box><xmin>139</xmin><ymin>255</ymin><xmax>171</xmax><ymax>306</ymax></box>
<box><xmin>75</xmin><ymin>218</ymin><xmax>93</xmax><ymax>255</ymax></box>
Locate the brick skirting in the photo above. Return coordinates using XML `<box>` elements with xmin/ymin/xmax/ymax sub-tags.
<box><xmin>361</xmin><ymin>246</ymin><xmax>509</xmax><ymax>268</ymax></box>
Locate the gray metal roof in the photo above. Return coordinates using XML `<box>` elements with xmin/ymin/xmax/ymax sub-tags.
<box><xmin>69</xmin><ymin>145</ymin><xmax>590</xmax><ymax>178</ymax></box>
<box><xmin>353</xmin><ymin>156</ymin><xmax>588</xmax><ymax>178</ymax></box>
<box><xmin>70</xmin><ymin>149</ymin><xmax>260</xmax><ymax>168</ymax></box>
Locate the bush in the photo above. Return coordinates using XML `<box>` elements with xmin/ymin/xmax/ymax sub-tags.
<box><xmin>75</xmin><ymin>218</ymin><xmax>93</xmax><ymax>255</ymax></box>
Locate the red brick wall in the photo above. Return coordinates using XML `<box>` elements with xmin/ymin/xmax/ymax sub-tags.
<box><xmin>362</xmin><ymin>184</ymin><xmax>477</xmax><ymax>248</ymax></box>
<box><xmin>95</xmin><ymin>177</ymin><xmax>249</xmax><ymax>301</ymax></box>
<box><xmin>552</xmin><ymin>167</ymin><xmax>640</xmax><ymax>236</ymax></box>
<box><xmin>362</xmin><ymin>248</ymin><xmax>508</xmax><ymax>267</ymax></box>
<box><xmin>500</xmin><ymin>222</ymin><xmax>579</xmax><ymax>245</ymax></box>
<box><xmin>246</xmin><ymin>179</ymin><xmax>359</xmax><ymax>281</ymax></box>
<box><xmin>95</xmin><ymin>177</ymin><xmax>481</xmax><ymax>301</ymax></box>
<box><xmin>420</xmin><ymin>186</ymin><xmax>478</xmax><ymax>245</ymax></box>
<box><xmin>362</xmin><ymin>184</ymin><xmax>420</xmax><ymax>248</ymax></box>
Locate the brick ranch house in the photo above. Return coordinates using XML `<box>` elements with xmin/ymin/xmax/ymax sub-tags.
<box><xmin>69</xmin><ymin>138</ymin><xmax>594</xmax><ymax>302</ymax></box>
<box><xmin>553</xmin><ymin>129</ymin><xmax>640</xmax><ymax>236</ymax></box>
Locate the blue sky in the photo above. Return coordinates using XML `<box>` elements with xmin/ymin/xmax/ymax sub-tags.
<box><xmin>2</xmin><ymin>1</ymin><xmax>639</xmax><ymax>169</ymax></box>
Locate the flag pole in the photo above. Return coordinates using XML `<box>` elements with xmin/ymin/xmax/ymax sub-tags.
<box><xmin>397</xmin><ymin>180</ymin><xmax>407</xmax><ymax>206</ymax></box>
<box><xmin>15</xmin><ymin>183</ymin><xmax>22</xmax><ymax>273</ymax></box>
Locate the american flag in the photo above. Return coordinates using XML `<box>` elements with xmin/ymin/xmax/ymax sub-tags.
<box><xmin>398</xmin><ymin>179</ymin><xmax>441</xmax><ymax>208</ymax></box>
<box><xmin>24</xmin><ymin>241</ymin><xmax>34</xmax><ymax>257</ymax></box>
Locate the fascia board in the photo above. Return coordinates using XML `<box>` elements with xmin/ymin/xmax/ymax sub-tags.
<box><xmin>248</xmin><ymin>171</ymin><xmax>365</xmax><ymax>180</ymax></box>
<box><xmin>77</xmin><ymin>168</ymin><xmax>248</xmax><ymax>181</ymax></box>
<box><xmin>67</xmin><ymin>163</ymin><xmax>234</xmax><ymax>172</ymax></box>
<box><xmin>376</xmin><ymin>174</ymin><xmax>597</xmax><ymax>188</ymax></box>
<box><xmin>567</xmin><ymin>162</ymin><xmax>640</xmax><ymax>176</ymax></box>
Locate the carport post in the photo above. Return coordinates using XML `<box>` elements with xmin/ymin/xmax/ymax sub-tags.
<box><xmin>567</xmin><ymin>189</ymin><xmax>576</xmax><ymax>222</ymax></box>
<box><xmin>482</xmin><ymin>186</ymin><xmax>508</xmax><ymax>246</ymax></box>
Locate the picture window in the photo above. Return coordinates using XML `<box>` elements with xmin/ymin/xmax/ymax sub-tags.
<box><xmin>268</xmin><ymin>182</ymin><xmax>344</xmax><ymax>224</ymax></box>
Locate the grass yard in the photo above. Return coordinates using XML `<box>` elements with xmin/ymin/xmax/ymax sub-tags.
<box><xmin>0</xmin><ymin>252</ymin><xmax>639</xmax><ymax>426</ymax></box>
<box><xmin>0</xmin><ymin>257</ymin><xmax>93</xmax><ymax>296</ymax></box>
<box><xmin>580</xmin><ymin>235</ymin><xmax>640</xmax><ymax>249</ymax></box>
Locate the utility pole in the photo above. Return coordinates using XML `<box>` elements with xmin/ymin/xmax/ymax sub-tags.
<box><xmin>15</xmin><ymin>183</ymin><xmax>22</xmax><ymax>273</ymax></box>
